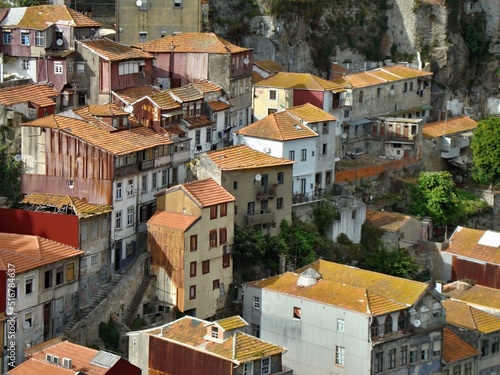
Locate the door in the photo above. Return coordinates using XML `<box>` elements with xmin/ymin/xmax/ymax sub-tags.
<box><xmin>114</xmin><ymin>240</ymin><xmax>122</xmax><ymax>271</ymax></box>
<box><xmin>43</xmin><ymin>302</ymin><xmax>52</xmax><ymax>341</ymax></box>
<box><xmin>300</xmin><ymin>178</ymin><xmax>306</xmax><ymax>194</ymax></box>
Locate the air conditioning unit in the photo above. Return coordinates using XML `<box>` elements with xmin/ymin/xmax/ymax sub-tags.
<box><xmin>263</xmin><ymin>147</ymin><xmax>271</xmax><ymax>154</ymax></box>
<box><xmin>6</xmin><ymin>111</ymin><xmax>14</xmax><ymax>119</ymax></box>
<box><xmin>62</xmin><ymin>358</ymin><xmax>72</xmax><ymax>369</ymax></box>
<box><xmin>223</xmin><ymin>244</ymin><xmax>232</xmax><ymax>255</ymax></box>
<box><xmin>53</xmin><ymin>356</ymin><xmax>60</xmax><ymax>365</ymax></box>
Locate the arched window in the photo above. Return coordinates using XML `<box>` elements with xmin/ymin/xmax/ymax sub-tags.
<box><xmin>371</xmin><ymin>318</ymin><xmax>379</xmax><ymax>338</ymax></box>
<box><xmin>398</xmin><ymin>311</ymin><xmax>406</xmax><ymax>331</ymax></box>
<box><xmin>384</xmin><ymin>315</ymin><xmax>393</xmax><ymax>334</ymax></box>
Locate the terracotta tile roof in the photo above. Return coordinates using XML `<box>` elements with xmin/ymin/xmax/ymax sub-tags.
<box><xmin>85</xmin><ymin>103</ymin><xmax>130</xmax><ymax>117</ymax></box>
<box><xmin>444</xmin><ymin>300</ymin><xmax>500</xmax><ymax>334</ymax></box>
<box><xmin>143</xmin><ymin>316</ymin><xmax>286</xmax><ymax>364</ymax></box>
<box><xmin>442</xmin><ymin>327</ymin><xmax>479</xmax><ymax>365</ymax></box>
<box><xmin>332</xmin><ymin>65</ymin><xmax>433</xmax><ymax>89</ymax></box>
<box><xmin>147</xmin><ymin>91</ymin><xmax>181</xmax><ymax>110</ymax></box>
<box><xmin>238</xmin><ymin>110</ymin><xmax>318</xmax><ymax>141</ymax></box>
<box><xmin>147</xmin><ymin>210</ymin><xmax>200</xmax><ymax>231</ymax></box>
<box><xmin>254</xmin><ymin>60</ymin><xmax>284</xmax><ymax>73</ymax></box>
<box><xmin>5</xmin><ymin>5</ymin><xmax>100</xmax><ymax>29</ymax></box>
<box><xmin>164</xmin><ymin>178</ymin><xmax>235</xmax><ymax>208</ymax></box>
<box><xmin>214</xmin><ymin>316</ymin><xmax>248</xmax><ymax>331</ymax></box>
<box><xmin>446</xmin><ymin>226</ymin><xmax>500</xmax><ymax>265</ymax></box>
<box><xmin>330</xmin><ymin>63</ymin><xmax>348</xmax><ymax>75</ymax></box>
<box><xmin>192</xmin><ymin>80</ymin><xmax>222</xmax><ymax>93</ymax></box>
<box><xmin>8</xmin><ymin>359</ymin><xmax>74</xmax><ymax>375</ymax></box>
<box><xmin>286</xmin><ymin>103</ymin><xmax>337</xmax><ymax>122</ymax></box>
<box><xmin>207</xmin><ymin>100</ymin><xmax>231</xmax><ymax>112</ymax></box>
<box><xmin>248</xmin><ymin>260</ymin><xmax>428</xmax><ymax>315</ymax></box>
<box><xmin>0</xmin><ymin>233</ymin><xmax>82</xmax><ymax>273</ymax></box>
<box><xmin>422</xmin><ymin>116</ymin><xmax>478</xmax><ymax>138</ymax></box>
<box><xmin>134</xmin><ymin>32</ymin><xmax>251</xmax><ymax>54</ymax></box>
<box><xmin>0</xmin><ymin>83</ymin><xmax>58</xmax><ymax>107</ymax></box>
<box><xmin>169</xmin><ymin>83</ymin><xmax>204</xmax><ymax>102</ymax></box>
<box><xmin>252</xmin><ymin>71</ymin><xmax>265</xmax><ymax>84</ymax></box>
<box><xmin>80</xmin><ymin>39</ymin><xmax>153</xmax><ymax>62</ymax></box>
<box><xmin>182</xmin><ymin>115</ymin><xmax>212</xmax><ymax>130</ymax></box>
<box><xmin>365</xmin><ymin>209</ymin><xmax>413</xmax><ymax>232</ymax></box>
<box><xmin>255</xmin><ymin>72</ymin><xmax>345</xmax><ymax>92</ymax></box>
<box><xmin>22</xmin><ymin>193</ymin><xmax>112</xmax><ymax>218</ymax></box>
<box><xmin>205</xmin><ymin>144</ymin><xmax>294</xmax><ymax>171</ymax></box>
<box><xmin>112</xmin><ymin>86</ymin><xmax>161</xmax><ymax>105</ymax></box>
<box><xmin>23</xmin><ymin>115</ymin><xmax>172</xmax><ymax>155</ymax></box>
<box><xmin>446</xmin><ymin>284</ymin><xmax>500</xmax><ymax>313</ymax></box>
<box><xmin>163</xmin><ymin>124</ymin><xmax>187</xmax><ymax>138</ymax></box>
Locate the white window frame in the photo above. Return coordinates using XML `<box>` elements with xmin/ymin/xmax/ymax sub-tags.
<box><xmin>243</xmin><ymin>362</ymin><xmax>253</xmax><ymax>375</ymax></box>
<box><xmin>141</xmin><ymin>174</ymin><xmax>147</xmax><ymax>193</ymax></box>
<box><xmin>253</xmin><ymin>296</ymin><xmax>260</xmax><ymax>309</ymax></box>
<box><xmin>54</xmin><ymin>62</ymin><xmax>63</xmax><ymax>75</ymax></box>
<box><xmin>25</xmin><ymin>277</ymin><xmax>34</xmax><ymax>296</ymax></box>
<box><xmin>127</xmin><ymin>207</ymin><xmax>134</xmax><ymax>226</ymax></box>
<box><xmin>115</xmin><ymin>211</ymin><xmax>122</xmax><ymax>229</ymax></box>
<box><xmin>3</xmin><ymin>31</ymin><xmax>12</xmax><ymax>44</ymax></box>
<box><xmin>337</xmin><ymin>318</ymin><xmax>345</xmax><ymax>332</ymax></box>
<box><xmin>139</xmin><ymin>31</ymin><xmax>148</xmax><ymax>43</ymax></box>
<box><xmin>77</xmin><ymin>62</ymin><xmax>85</xmax><ymax>75</ymax></box>
<box><xmin>35</xmin><ymin>31</ymin><xmax>44</xmax><ymax>46</ymax></box>
<box><xmin>21</xmin><ymin>32</ymin><xmax>30</xmax><ymax>46</ymax></box>
<box><xmin>174</xmin><ymin>0</ymin><xmax>182</xmax><ymax>8</ymax></box>
<box><xmin>261</xmin><ymin>357</ymin><xmax>270</xmax><ymax>375</ymax></box>
<box><xmin>116</xmin><ymin>181</ymin><xmax>123</xmax><ymax>200</ymax></box>
<box><xmin>336</xmin><ymin>346</ymin><xmax>345</xmax><ymax>366</ymax></box>
<box><xmin>24</xmin><ymin>311</ymin><xmax>33</xmax><ymax>331</ymax></box>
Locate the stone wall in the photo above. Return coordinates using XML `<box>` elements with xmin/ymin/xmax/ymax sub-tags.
<box><xmin>413</xmin><ymin>240</ymin><xmax>447</xmax><ymax>281</ymax></box>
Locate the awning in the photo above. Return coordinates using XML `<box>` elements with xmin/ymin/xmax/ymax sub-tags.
<box><xmin>162</xmin><ymin>109</ymin><xmax>184</xmax><ymax>118</ymax></box>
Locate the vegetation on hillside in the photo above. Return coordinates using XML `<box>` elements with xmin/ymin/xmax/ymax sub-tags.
<box><xmin>0</xmin><ymin>144</ymin><xmax>22</xmax><ymax>206</ymax></box>
<box><xmin>471</xmin><ymin>117</ymin><xmax>500</xmax><ymax>187</ymax></box>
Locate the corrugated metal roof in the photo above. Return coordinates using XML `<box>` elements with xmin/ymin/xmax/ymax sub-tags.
<box><xmin>134</xmin><ymin>32</ymin><xmax>251</xmax><ymax>54</ymax></box>
<box><xmin>206</xmin><ymin>144</ymin><xmax>294</xmax><ymax>171</ymax></box>
<box><xmin>255</xmin><ymin>72</ymin><xmax>345</xmax><ymax>92</ymax></box>
<box><xmin>444</xmin><ymin>300</ymin><xmax>500</xmax><ymax>334</ymax></box>
<box><xmin>0</xmin><ymin>233</ymin><xmax>82</xmax><ymax>274</ymax></box>
<box><xmin>442</xmin><ymin>327</ymin><xmax>479</xmax><ymax>365</ymax></box>
<box><xmin>446</xmin><ymin>226</ymin><xmax>500</xmax><ymax>265</ymax></box>
<box><xmin>112</xmin><ymin>86</ymin><xmax>160</xmax><ymax>105</ymax></box>
<box><xmin>365</xmin><ymin>209</ymin><xmax>413</xmax><ymax>232</ymax></box>
<box><xmin>178</xmin><ymin>178</ymin><xmax>235</xmax><ymax>207</ymax></box>
<box><xmin>238</xmin><ymin>110</ymin><xmax>318</xmax><ymax>141</ymax></box>
<box><xmin>286</xmin><ymin>103</ymin><xmax>337</xmax><ymax>122</ymax></box>
<box><xmin>147</xmin><ymin>210</ymin><xmax>200</xmax><ymax>231</ymax></box>
<box><xmin>0</xmin><ymin>7</ymin><xmax>26</xmax><ymax>27</ymax></box>
<box><xmin>89</xmin><ymin>351</ymin><xmax>121</xmax><ymax>368</ymax></box>
<box><xmin>254</xmin><ymin>60</ymin><xmax>284</xmax><ymax>73</ymax></box>
<box><xmin>22</xmin><ymin>193</ymin><xmax>112</xmax><ymax>218</ymax></box>
<box><xmin>0</xmin><ymin>83</ymin><xmax>58</xmax><ymax>107</ymax></box>
<box><xmin>80</xmin><ymin>39</ymin><xmax>153</xmax><ymax>62</ymax></box>
<box><xmin>422</xmin><ymin>116</ymin><xmax>478</xmax><ymax>139</ymax></box>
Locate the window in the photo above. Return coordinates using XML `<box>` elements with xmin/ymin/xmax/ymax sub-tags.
<box><xmin>3</xmin><ymin>31</ymin><xmax>11</xmax><ymax>44</ymax></box>
<box><xmin>220</xmin><ymin>203</ymin><xmax>227</xmax><ymax>217</ymax></box>
<box><xmin>322</xmin><ymin>143</ymin><xmax>327</xmax><ymax>155</ymax></box>
<box><xmin>189</xmin><ymin>285</ymin><xmax>196</xmax><ymax>299</ymax></box>
<box><xmin>492</xmin><ymin>336</ymin><xmax>499</xmax><ymax>354</ymax></box>
<box><xmin>247</xmin><ymin>202</ymin><xmax>255</xmax><ymax>215</ymax></box>
<box><xmin>252</xmin><ymin>323</ymin><xmax>260</xmax><ymax>338</ymax></box>
<box><xmin>337</xmin><ymin>319</ymin><xmax>345</xmax><ymax>332</ymax></box>
<box><xmin>384</xmin><ymin>315</ymin><xmax>393</xmax><ymax>334</ymax></box>
<box><xmin>139</xmin><ymin>0</ymin><xmax>148</xmax><ymax>10</ymax></box>
<box><xmin>375</xmin><ymin>352</ymin><xmax>384</xmax><ymax>372</ymax></box>
<box><xmin>209</xmin><ymin>230</ymin><xmax>217</xmax><ymax>248</ymax></box>
<box><xmin>277</xmin><ymin>172</ymin><xmax>284</xmax><ymax>184</ymax></box>
<box><xmin>116</xmin><ymin>182</ymin><xmax>123</xmax><ymax>200</ymax></box>
<box><xmin>45</xmin><ymin>270</ymin><xmax>53</xmax><ymax>289</ymax></box>
<box><xmin>25</xmin><ymin>278</ymin><xmax>33</xmax><ymax>295</ymax></box>
<box><xmin>152</xmin><ymin>172</ymin><xmax>157</xmax><ymax>189</ymax></box>
<box><xmin>358</xmin><ymin>90</ymin><xmax>363</xmax><ymax>102</ymax></box>
<box><xmin>464</xmin><ymin>363</ymin><xmax>472</xmax><ymax>375</ymax></box>
<box><xmin>421</xmin><ymin>343</ymin><xmax>429</xmax><ymax>360</ymax></box>
<box><xmin>398</xmin><ymin>311</ymin><xmax>406</xmax><ymax>331</ymax></box>
<box><xmin>77</xmin><ymin>62</ymin><xmax>85</xmax><ymax>75</ymax></box>
<box><xmin>211</xmin><ymin>326</ymin><xmax>218</xmax><ymax>339</ymax></box>
<box><xmin>206</xmin><ymin>127</ymin><xmax>212</xmax><ymax>143</ymax></box>
<box><xmin>213</xmin><ymin>279</ymin><xmax>219</xmax><ymax>290</ymax></box>
<box><xmin>400</xmin><ymin>346</ymin><xmax>407</xmax><ymax>366</ymax></box>
<box><xmin>371</xmin><ymin>318</ymin><xmax>379</xmax><ymax>337</ymax></box>
<box><xmin>223</xmin><ymin>254</ymin><xmax>230</xmax><ymax>268</ymax></box>
<box><xmin>301</xmin><ymin>149</ymin><xmax>307</xmax><ymax>161</ymax></box>
<box><xmin>190</xmin><ymin>235</ymin><xmax>197</xmax><ymax>251</ymax></box>
<box><xmin>404</xmin><ymin>82</ymin><xmax>408</xmax><ymax>92</ymax></box>
<box><xmin>481</xmin><ymin>339</ymin><xmax>489</xmax><ymax>357</ymax></box>
<box><xmin>344</xmin><ymin>109</ymin><xmax>350</xmax><ymax>118</ymax></box>
<box><xmin>174</xmin><ymin>0</ymin><xmax>182</xmax><ymax>7</ymax></box>
<box><xmin>139</xmin><ymin>32</ymin><xmax>147</xmax><ymax>43</ymax></box>
<box><xmin>21</xmin><ymin>32</ymin><xmax>30</xmax><ymax>45</ymax></box>
<box><xmin>116</xmin><ymin>211</ymin><xmax>122</xmax><ymax>229</ymax></box>
<box><xmin>67</xmin><ymin>262</ymin><xmax>75</xmax><ymax>282</ymax></box>
<box><xmin>127</xmin><ymin>207</ymin><xmax>134</xmax><ymax>226</ymax></box>
<box><xmin>210</xmin><ymin>205</ymin><xmax>217</xmax><ymax>219</ymax></box>
<box><xmin>35</xmin><ymin>31</ymin><xmax>44</xmax><ymax>46</ymax></box>
<box><xmin>90</xmin><ymin>221</ymin><xmax>98</xmax><ymax>240</ymax></box>
<box><xmin>233</xmin><ymin>181</ymin><xmax>238</xmax><ymax>190</ymax></box>
<box><xmin>126</xmin><ymin>242</ymin><xmax>134</xmax><ymax>256</ymax></box>
<box><xmin>80</xmin><ymin>224</ymin><xmax>88</xmax><ymax>243</ymax></box>
<box><xmin>276</xmin><ymin>197</ymin><xmax>283</xmax><ymax>210</ymax></box>
<box><xmin>433</xmin><ymin>339</ymin><xmax>441</xmax><ymax>357</ymax></box>
<box><xmin>261</xmin><ymin>357</ymin><xmax>270</xmax><ymax>375</ymax></box>
<box><xmin>377</xmin><ymin>87</ymin><xmax>381</xmax><ymax>98</ymax></box>
<box><xmin>432</xmin><ymin>302</ymin><xmax>442</xmax><ymax>317</ymax></box>
<box><xmin>118</xmin><ymin>61</ymin><xmax>139</xmax><ymax>75</ymax></box>
<box><xmin>253</xmin><ymin>296</ymin><xmax>260</xmax><ymax>309</ymax></box>
<box><xmin>195</xmin><ymin>130</ymin><xmax>201</xmax><ymax>144</ymax></box>
<box><xmin>54</xmin><ymin>63</ymin><xmax>63</xmax><ymax>74</ymax></box>
<box><xmin>335</xmin><ymin>346</ymin><xmax>345</xmax><ymax>366</ymax></box>
<box><xmin>219</xmin><ymin>228</ymin><xmax>227</xmax><ymax>245</ymax></box>
<box><xmin>91</xmin><ymin>255</ymin><xmax>98</xmax><ymax>265</ymax></box>
<box><xmin>388</xmin><ymin>349</ymin><xmax>396</xmax><ymax>369</ymax></box>
<box><xmin>141</xmin><ymin>174</ymin><xmax>147</xmax><ymax>193</ymax></box>
<box><xmin>453</xmin><ymin>365</ymin><xmax>461</xmax><ymax>375</ymax></box>
<box><xmin>190</xmin><ymin>261</ymin><xmax>196</xmax><ymax>277</ymax></box>
<box><xmin>24</xmin><ymin>312</ymin><xmax>33</xmax><ymax>330</ymax></box>
<box><xmin>162</xmin><ymin>169</ymin><xmax>168</xmax><ymax>187</ymax></box>
<box><xmin>56</xmin><ymin>266</ymin><xmax>63</xmax><ymax>285</ymax></box>
<box><xmin>409</xmin><ymin>347</ymin><xmax>417</xmax><ymax>363</ymax></box>
<box><xmin>243</xmin><ymin>362</ymin><xmax>253</xmax><ymax>375</ymax></box>
<box><xmin>410</xmin><ymin>81</ymin><xmax>414</xmax><ymax>91</ymax></box>
<box><xmin>269</xmin><ymin>90</ymin><xmax>276</xmax><ymax>100</ymax></box>
<box><xmin>202</xmin><ymin>260</ymin><xmax>210</xmax><ymax>274</ymax></box>
<box><xmin>293</xmin><ymin>307</ymin><xmax>301</xmax><ymax>319</ymax></box>
<box><xmin>289</xmin><ymin>150</ymin><xmax>295</xmax><ymax>161</ymax></box>
<box><xmin>68</xmin><ymin>63</ymin><xmax>74</xmax><ymax>74</ymax></box>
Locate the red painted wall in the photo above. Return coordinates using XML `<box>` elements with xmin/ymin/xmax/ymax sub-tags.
<box><xmin>293</xmin><ymin>89</ymin><xmax>324</xmax><ymax>109</ymax></box>
<box><xmin>108</xmin><ymin>358</ymin><xmax>141</xmax><ymax>375</ymax></box>
<box><xmin>0</xmin><ymin>208</ymin><xmax>79</xmax><ymax>248</ymax></box>
<box><xmin>0</xmin><ymin>270</ymin><xmax>6</xmax><ymax>313</ymax></box>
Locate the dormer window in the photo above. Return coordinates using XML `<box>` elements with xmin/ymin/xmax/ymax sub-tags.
<box><xmin>54</xmin><ymin>30</ymin><xmax>63</xmax><ymax>47</ymax></box>
<box><xmin>211</xmin><ymin>326</ymin><xmax>218</xmax><ymax>339</ymax></box>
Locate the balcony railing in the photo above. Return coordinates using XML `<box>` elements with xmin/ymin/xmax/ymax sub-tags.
<box><xmin>292</xmin><ymin>189</ymin><xmax>325</xmax><ymax>205</ymax></box>
<box><xmin>139</xmin><ymin>159</ymin><xmax>155</xmax><ymax>171</ymax></box>
<box><xmin>245</xmin><ymin>211</ymin><xmax>274</xmax><ymax>225</ymax></box>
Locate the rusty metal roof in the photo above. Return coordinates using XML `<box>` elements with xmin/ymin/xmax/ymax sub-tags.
<box><xmin>444</xmin><ymin>300</ymin><xmax>500</xmax><ymax>334</ymax></box>
<box><xmin>238</xmin><ymin>110</ymin><xmax>318</xmax><ymax>141</ymax></box>
<box><xmin>0</xmin><ymin>233</ymin><xmax>82</xmax><ymax>273</ymax></box>
<box><xmin>446</xmin><ymin>226</ymin><xmax>500</xmax><ymax>265</ymax></box>
<box><xmin>0</xmin><ymin>83</ymin><xmax>58</xmax><ymax>107</ymax></box>
<box><xmin>23</xmin><ymin>115</ymin><xmax>172</xmax><ymax>155</ymax></box>
<box><xmin>162</xmin><ymin>178</ymin><xmax>235</xmax><ymax>208</ymax></box>
<box><xmin>112</xmin><ymin>86</ymin><xmax>160</xmax><ymax>105</ymax></box>
<box><xmin>22</xmin><ymin>193</ymin><xmax>112</xmax><ymax>218</ymax></box>
<box><xmin>80</xmin><ymin>39</ymin><xmax>153</xmax><ymax>62</ymax></box>
<box><xmin>365</xmin><ymin>209</ymin><xmax>413</xmax><ymax>232</ymax></box>
<box><xmin>205</xmin><ymin>144</ymin><xmax>294</xmax><ymax>171</ymax></box>
<box><xmin>422</xmin><ymin>115</ymin><xmax>478</xmax><ymax>139</ymax></box>
<box><xmin>147</xmin><ymin>210</ymin><xmax>200</xmax><ymax>231</ymax></box>
<box><xmin>255</xmin><ymin>72</ymin><xmax>345</xmax><ymax>92</ymax></box>
<box><xmin>134</xmin><ymin>32</ymin><xmax>251</xmax><ymax>54</ymax></box>
<box><xmin>286</xmin><ymin>103</ymin><xmax>337</xmax><ymax>122</ymax></box>
<box><xmin>442</xmin><ymin>327</ymin><xmax>479</xmax><ymax>365</ymax></box>
<box><xmin>254</xmin><ymin>60</ymin><xmax>284</xmax><ymax>74</ymax></box>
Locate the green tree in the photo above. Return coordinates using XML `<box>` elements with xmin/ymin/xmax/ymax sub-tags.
<box><xmin>363</xmin><ymin>247</ymin><xmax>418</xmax><ymax>279</ymax></box>
<box><xmin>0</xmin><ymin>144</ymin><xmax>22</xmax><ymax>206</ymax></box>
<box><xmin>310</xmin><ymin>200</ymin><xmax>339</xmax><ymax>235</ymax></box>
<box><xmin>15</xmin><ymin>0</ymin><xmax>47</xmax><ymax>6</ymax></box>
<box><xmin>410</xmin><ymin>171</ymin><xmax>460</xmax><ymax>229</ymax></box>
<box><xmin>471</xmin><ymin>117</ymin><xmax>500</xmax><ymax>187</ymax></box>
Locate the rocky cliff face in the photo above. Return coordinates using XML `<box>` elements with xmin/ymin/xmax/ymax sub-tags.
<box><xmin>207</xmin><ymin>0</ymin><xmax>499</xmax><ymax>116</ymax></box>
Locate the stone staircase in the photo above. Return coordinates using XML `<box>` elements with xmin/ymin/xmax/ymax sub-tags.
<box><xmin>123</xmin><ymin>275</ymin><xmax>156</xmax><ymax>328</ymax></box>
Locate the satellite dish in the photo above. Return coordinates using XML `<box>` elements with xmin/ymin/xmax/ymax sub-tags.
<box><xmin>389</xmin><ymin>89</ymin><xmax>395</xmax><ymax>96</ymax></box>
<box><xmin>136</xmin><ymin>0</ymin><xmax>142</xmax><ymax>6</ymax></box>
<box><xmin>56</xmin><ymin>38</ymin><xmax>63</xmax><ymax>46</ymax></box>
<box><xmin>124</xmin><ymin>105</ymin><xmax>133</xmax><ymax>113</ymax></box>
<box><xmin>413</xmin><ymin>319</ymin><xmax>421</xmax><ymax>328</ymax></box>
<box><xmin>243</xmin><ymin>57</ymin><xmax>249</xmax><ymax>65</ymax></box>
<box><xmin>23</xmin><ymin>321</ymin><xmax>31</xmax><ymax>329</ymax></box>
<box><xmin>14</xmin><ymin>154</ymin><xmax>22</xmax><ymax>162</ymax></box>
<box><xmin>254</xmin><ymin>174</ymin><xmax>262</xmax><ymax>182</ymax></box>
<box><xmin>341</xmin><ymin>133</ymin><xmax>347</xmax><ymax>139</ymax></box>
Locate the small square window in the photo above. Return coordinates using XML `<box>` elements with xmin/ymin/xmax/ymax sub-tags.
<box><xmin>293</xmin><ymin>307</ymin><xmax>301</xmax><ymax>319</ymax></box>
<box><xmin>189</xmin><ymin>285</ymin><xmax>196</xmax><ymax>299</ymax></box>
<box><xmin>213</xmin><ymin>279</ymin><xmax>220</xmax><ymax>290</ymax></box>
<box><xmin>202</xmin><ymin>260</ymin><xmax>210</xmax><ymax>274</ymax></box>
<box><xmin>254</xmin><ymin>296</ymin><xmax>260</xmax><ymax>309</ymax></box>
<box><xmin>77</xmin><ymin>62</ymin><xmax>85</xmax><ymax>75</ymax></box>
<box><xmin>21</xmin><ymin>32</ymin><xmax>30</xmax><ymax>46</ymax></box>
<box><xmin>337</xmin><ymin>318</ymin><xmax>345</xmax><ymax>332</ymax></box>
<box><xmin>24</xmin><ymin>313</ymin><xmax>33</xmax><ymax>330</ymax></box>
<box><xmin>269</xmin><ymin>90</ymin><xmax>276</xmax><ymax>100</ymax></box>
<box><xmin>139</xmin><ymin>32</ymin><xmax>147</xmax><ymax>43</ymax></box>
<box><xmin>174</xmin><ymin>0</ymin><xmax>182</xmax><ymax>7</ymax></box>
<box><xmin>233</xmin><ymin>181</ymin><xmax>238</xmax><ymax>190</ymax></box>
<box><xmin>56</xmin><ymin>266</ymin><xmax>63</xmax><ymax>285</ymax></box>
<box><xmin>25</xmin><ymin>278</ymin><xmax>33</xmax><ymax>295</ymax></box>
<box><xmin>211</xmin><ymin>326</ymin><xmax>218</xmax><ymax>338</ymax></box>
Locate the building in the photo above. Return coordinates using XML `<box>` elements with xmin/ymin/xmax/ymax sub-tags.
<box><xmin>112</xmin><ymin>85</ymin><xmax>161</xmax><ymax>108</ymax></box>
<box><xmin>8</xmin><ymin>339</ymin><xmax>140</xmax><ymax>374</ymax></box>
<box><xmin>192</xmin><ymin>144</ymin><xmax>294</xmax><ymax>236</ymax></box>
<box><xmin>115</xmin><ymin>0</ymin><xmax>202</xmax><ymax>45</ymax></box>
<box><xmin>253</xmin><ymin>59</ymin><xmax>284</xmax><ymax>80</ymax></box>
<box><xmin>421</xmin><ymin>115</ymin><xmax>478</xmax><ymax>172</ymax></box>
<box><xmin>149</xmin><ymin>178</ymin><xmax>235</xmax><ymax>318</ymax></box>
<box><xmin>243</xmin><ymin>259</ymin><xmax>445</xmax><ymax>375</ymax></box>
<box><xmin>127</xmin><ymin>315</ymin><xmax>291</xmax><ymax>375</ymax></box>
<box><xmin>442</xmin><ymin>226</ymin><xmax>500</xmax><ymax>289</ymax></box>
<box><xmin>441</xmin><ymin>327</ymin><xmax>479</xmax><ymax>375</ymax></box>
<box><xmin>76</xmin><ymin>38</ymin><xmax>155</xmax><ymax>105</ymax></box>
<box><xmin>0</xmin><ymin>233</ymin><xmax>83</xmax><ymax>366</ymax></box>
<box><xmin>133</xmin><ymin>32</ymin><xmax>253</xmax><ymax>132</ymax></box>
<box><xmin>444</xmin><ymin>282</ymin><xmax>500</xmax><ymax>317</ymax></box>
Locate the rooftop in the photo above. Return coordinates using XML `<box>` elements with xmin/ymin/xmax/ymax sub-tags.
<box><xmin>162</xmin><ymin>178</ymin><xmax>235</xmax><ymax>208</ymax></box>
<box><xmin>79</xmin><ymin>38</ymin><xmax>153</xmax><ymax>62</ymax></box>
<box><xmin>444</xmin><ymin>283</ymin><xmax>500</xmax><ymax>313</ymax></box>
<box><xmin>442</xmin><ymin>327</ymin><xmax>479</xmax><ymax>365</ymax></box>
<box><xmin>365</xmin><ymin>209</ymin><xmax>415</xmax><ymax>232</ymax></box>
<box><xmin>0</xmin><ymin>83</ymin><xmax>58</xmax><ymax>107</ymax></box>
<box><xmin>21</xmin><ymin>193</ymin><xmax>112</xmax><ymax>218</ymax></box>
<box><xmin>147</xmin><ymin>91</ymin><xmax>181</xmax><ymax>111</ymax></box>
<box><xmin>286</xmin><ymin>103</ymin><xmax>337</xmax><ymax>123</ymax></box>
<box><xmin>422</xmin><ymin>115</ymin><xmax>478</xmax><ymax>139</ymax></box>
<box><xmin>254</xmin><ymin>60</ymin><xmax>284</xmax><ymax>74</ymax></box>
<box><xmin>112</xmin><ymin>86</ymin><xmax>161</xmax><ymax>105</ymax></box>
<box><xmin>169</xmin><ymin>83</ymin><xmax>204</xmax><ymax>102</ymax></box>
<box><xmin>192</xmin><ymin>80</ymin><xmax>222</xmax><ymax>94</ymax></box>
<box><xmin>255</xmin><ymin>72</ymin><xmax>345</xmax><ymax>92</ymax></box>
<box><xmin>444</xmin><ymin>299</ymin><xmax>500</xmax><ymax>334</ymax></box>
<box><xmin>446</xmin><ymin>226</ymin><xmax>500</xmax><ymax>265</ymax></box>
<box><xmin>147</xmin><ymin>210</ymin><xmax>200</xmax><ymax>231</ymax></box>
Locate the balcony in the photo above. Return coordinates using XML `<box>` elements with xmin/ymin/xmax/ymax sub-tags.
<box><xmin>139</xmin><ymin>159</ymin><xmax>155</xmax><ymax>171</ymax></box>
<box><xmin>256</xmin><ymin>184</ymin><xmax>277</xmax><ymax>200</ymax></box>
<box><xmin>245</xmin><ymin>211</ymin><xmax>274</xmax><ymax>226</ymax></box>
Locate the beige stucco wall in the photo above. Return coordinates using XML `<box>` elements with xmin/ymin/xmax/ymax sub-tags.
<box><xmin>21</xmin><ymin>126</ymin><xmax>46</xmax><ymax>175</ymax></box>
<box><xmin>253</xmin><ymin>87</ymin><xmax>292</xmax><ymax>120</ymax></box>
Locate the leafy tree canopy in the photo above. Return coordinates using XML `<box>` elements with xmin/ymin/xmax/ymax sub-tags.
<box><xmin>0</xmin><ymin>144</ymin><xmax>22</xmax><ymax>206</ymax></box>
<box><xmin>363</xmin><ymin>247</ymin><xmax>419</xmax><ymax>279</ymax></box>
<box><xmin>15</xmin><ymin>0</ymin><xmax>47</xmax><ymax>6</ymax></box>
<box><xmin>471</xmin><ymin>117</ymin><xmax>500</xmax><ymax>186</ymax></box>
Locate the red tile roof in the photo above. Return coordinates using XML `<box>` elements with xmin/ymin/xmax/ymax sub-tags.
<box><xmin>169</xmin><ymin>83</ymin><xmax>204</xmax><ymax>102</ymax></box>
<box><xmin>442</xmin><ymin>327</ymin><xmax>479</xmax><ymax>365</ymax></box>
<box><xmin>134</xmin><ymin>32</ymin><xmax>251</xmax><ymax>54</ymax></box>
<box><xmin>445</xmin><ymin>284</ymin><xmax>500</xmax><ymax>313</ymax></box>
<box><xmin>205</xmin><ymin>144</ymin><xmax>294</xmax><ymax>171</ymax></box>
<box><xmin>80</xmin><ymin>39</ymin><xmax>153</xmax><ymax>62</ymax></box>
<box><xmin>192</xmin><ymin>80</ymin><xmax>222</xmax><ymax>93</ymax></box>
<box><xmin>147</xmin><ymin>91</ymin><xmax>181</xmax><ymax>110</ymax></box>
<box><xmin>0</xmin><ymin>83</ymin><xmax>58</xmax><ymax>107</ymax></box>
<box><xmin>22</xmin><ymin>193</ymin><xmax>112</xmax><ymax>218</ymax></box>
<box><xmin>112</xmin><ymin>86</ymin><xmax>161</xmax><ymax>105</ymax></box>
<box><xmin>446</xmin><ymin>226</ymin><xmax>500</xmax><ymax>265</ymax></box>
<box><xmin>207</xmin><ymin>100</ymin><xmax>231</xmax><ymax>112</ymax></box>
<box><xmin>444</xmin><ymin>300</ymin><xmax>500</xmax><ymax>334</ymax></box>
<box><xmin>286</xmin><ymin>103</ymin><xmax>337</xmax><ymax>122</ymax></box>
<box><xmin>148</xmin><ymin>210</ymin><xmax>200</xmax><ymax>231</ymax></box>
<box><xmin>5</xmin><ymin>5</ymin><xmax>100</xmax><ymax>29</ymax></box>
<box><xmin>365</xmin><ymin>209</ymin><xmax>414</xmax><ymax>232</ymax></box>
<box><xmin>422</xmin><ymin>116</ymin><xmax>478</xmax><ymax>138</ymax></box>
<box><xmin>163</xmin><ymin>178</ymin><xmax>235</xmax><ymax>208</ymax></box>
<box><xmin>0</xmin><ymin>233</ymin><xmax>82</xmax><ymax>273</ymax></box>
<box><xmin>255</xmin><ymin>72</ymin><xmax>345</xmax><ymax>92</ymax></box>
